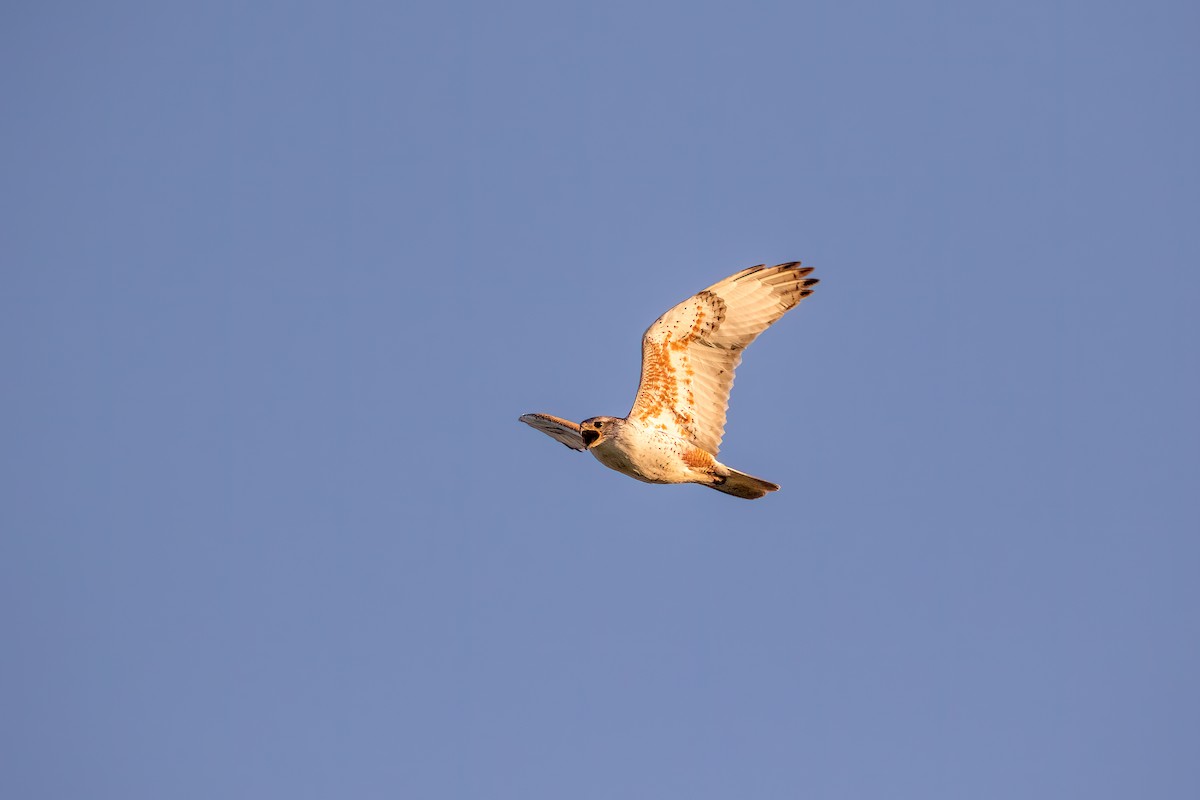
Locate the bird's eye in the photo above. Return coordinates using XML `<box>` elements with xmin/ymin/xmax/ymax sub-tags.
<box><xmin>593</xmin><ymin>421</ymin><xmax>602</xmax><ymax>428</ymax></box>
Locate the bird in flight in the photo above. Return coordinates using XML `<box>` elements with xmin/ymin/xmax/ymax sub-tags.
<box><xmin>520</xmin><ymin>262</ymin><xmax>819</xmax><ymax>499</ymax></box>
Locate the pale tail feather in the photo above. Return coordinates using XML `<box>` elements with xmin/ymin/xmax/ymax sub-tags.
<box><xmin>709</xmin><ymin>468</ymin><xmax>780</xmax><ymax>500</ymax></box>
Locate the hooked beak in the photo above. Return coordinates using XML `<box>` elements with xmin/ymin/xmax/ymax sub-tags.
<box><xmin>581</xmin><ymin>429</ymin><xmax>599</xmax><ymax>448</ymax></box>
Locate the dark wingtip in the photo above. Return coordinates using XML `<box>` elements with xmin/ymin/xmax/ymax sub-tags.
<box><xmin>737</xmin><ymin>264</ymin><xmax>767</xmax><ymax>279</ymax></box>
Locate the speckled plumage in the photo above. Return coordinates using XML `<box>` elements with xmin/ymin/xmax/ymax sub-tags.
<box><xmin>519</xmin><ymin>262</ymin><xmax>819</xmax><ymax>500</ymax></box>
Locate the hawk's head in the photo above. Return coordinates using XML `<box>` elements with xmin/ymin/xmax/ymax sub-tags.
<box><xmin>579</xmin><ymin>416</ymin><xmax>618</xmax><ymax>449</ymax></box>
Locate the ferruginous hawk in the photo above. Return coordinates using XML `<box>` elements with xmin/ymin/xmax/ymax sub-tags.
<box><xmin>520</xmin><ymin>262</ymin><xmax>819</xmax><ymax>499</ymax></box>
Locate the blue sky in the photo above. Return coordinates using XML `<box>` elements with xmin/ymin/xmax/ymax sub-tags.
<box><xmin>3</xmin><ymin>1</ymin><xmax>1198</xmax><ymax>798</ymax></box>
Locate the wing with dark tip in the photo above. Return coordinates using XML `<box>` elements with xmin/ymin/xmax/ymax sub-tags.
<box><xmin>518</xmin><ymin>413</ymin><xmax>587</xmax><ymax>451</ymax></box>
<box><xmin>627</xmin><ymin>262</ymin><xmax>819</xmax><ymax>455</ymax></box>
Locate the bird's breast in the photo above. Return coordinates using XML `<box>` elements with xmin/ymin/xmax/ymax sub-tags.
<box><xmin>589</xmin><ymin>437</ymin><xmax>652</xmax><ymax>481</ymax></box>
<box><xmin>589</xmin><ymin>426</ymin><xmax>701</xmax><ymax>485</ymax></box>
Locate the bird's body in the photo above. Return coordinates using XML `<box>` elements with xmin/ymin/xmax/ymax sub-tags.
<box><xmin>520</xmin><ymin>262</ymin><xmax>819</xmax><ymax>500</ymax></box>
<box><xmin>584</xmin><ymin>417</ymin><xmax>710</xmax><ymax>485</ymax></box>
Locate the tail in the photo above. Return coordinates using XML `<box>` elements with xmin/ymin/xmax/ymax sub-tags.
<box><xmin>710</xmin><ymin>467</ymin><xmax>780</xmax><ymax>500</ymax></box>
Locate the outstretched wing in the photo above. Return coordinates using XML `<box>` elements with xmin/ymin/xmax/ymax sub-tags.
<box><xmin>519</xmin><ymin>413</ymin><xmax>587</xmax><ymax>451</ymax></box>
<box><xmin>628</xmin><ymin>262</ymin><xmax>818</xmax><ymax>455</ymax></box>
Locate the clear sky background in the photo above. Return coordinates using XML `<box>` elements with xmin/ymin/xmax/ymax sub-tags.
<box><xmin>3</xmin><ymin>2</ymin><xmax>1198</xmax><ymax>798</ymax></box>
